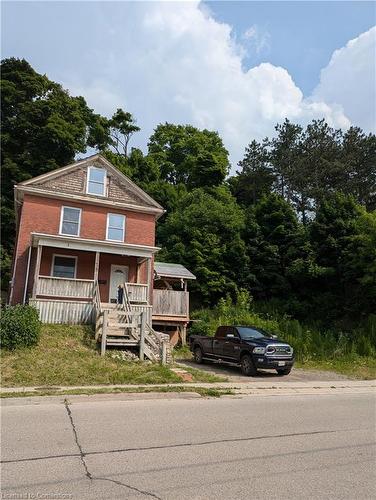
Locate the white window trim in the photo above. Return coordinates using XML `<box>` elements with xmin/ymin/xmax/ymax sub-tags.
<box><xmin>59</xmin><ymin>206</ymin><xmax>82</xmax><ymax>237</ymax></box>
<box><xmin>86</xmin><ymin>166</ymin><xmax>107</xmax><ymax>197</ymax></box>
<box><xmin>106</xmin><ymin>213</ymin><xmax>126</xmax><ymax>242</ymax></box>
<box><xmin>51</xmin><ymin>254</ymin><xmax>78</xmax><ymax>279</ymax></box>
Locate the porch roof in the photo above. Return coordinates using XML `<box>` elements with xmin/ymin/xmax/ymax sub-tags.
<box><xmin>154</xmin><ymin>262</ymin><xmax>196</xmax><ymax>280</ymax></box>
<box><xmin>31</xmin><ymin>232</ymin><xmax>160</xmax><ymax>259</ymax></box>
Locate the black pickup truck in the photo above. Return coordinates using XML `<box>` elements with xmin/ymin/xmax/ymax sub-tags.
<box><xmin>190</xmin><ymin>325</ymin><xmax>294</xmax><ymax>376</ymax></box>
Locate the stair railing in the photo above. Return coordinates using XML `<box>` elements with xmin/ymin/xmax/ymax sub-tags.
<box><xmin>93</xmin><ymin>280</ymin><xmax>104</xmax><ymax>341</ymax></box>
<box><xmin>120</xmin><ymin>282</ymin><xmax>140</xmax><ymax>339</ymax></box>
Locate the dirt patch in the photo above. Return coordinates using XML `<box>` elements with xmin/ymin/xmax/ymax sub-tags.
<box><xmin>171</xmin><ymin>368</ymin><xmax>194</xmax><ymax>382</ymax></box>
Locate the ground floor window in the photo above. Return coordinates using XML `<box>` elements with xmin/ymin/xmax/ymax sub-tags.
<box><xmin>52</xmin><ymin>255</ymin><xmax>77</xmax><ymax>279</ymax></box>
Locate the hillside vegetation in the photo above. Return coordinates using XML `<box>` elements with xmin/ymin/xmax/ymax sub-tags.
<box><xmin>189</xmin><ymin>291</ymin><xmax>376</xmax><ymax>379</ymax></box>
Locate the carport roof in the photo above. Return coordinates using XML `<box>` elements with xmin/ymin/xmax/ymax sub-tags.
<box><xmin>154</xmin><ymin>262</ymin><xmax>196</xmax><ymax>280</ymax></box>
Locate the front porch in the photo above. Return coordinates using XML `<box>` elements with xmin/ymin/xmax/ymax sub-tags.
<box><xmin>27</xmin><ymin>232</ymin><xmax>156</xmax><ymax>325</ymax></box>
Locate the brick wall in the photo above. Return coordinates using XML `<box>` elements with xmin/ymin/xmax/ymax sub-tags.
<box><xmin>10</xmin><ymin>194</ymin><xmax>156</xmax><ymax>305</ymax></box>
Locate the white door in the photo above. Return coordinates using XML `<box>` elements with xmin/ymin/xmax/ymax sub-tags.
<box><xmin>109</xmin><ymin>265</ymin><xmax>129</xmax><ymax>302</ymax></box>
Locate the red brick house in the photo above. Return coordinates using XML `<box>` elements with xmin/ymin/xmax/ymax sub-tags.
<box><xmin>9</xmin><ymin>154</ymin><xmax>195</xmax><ymax>357</ymax></box>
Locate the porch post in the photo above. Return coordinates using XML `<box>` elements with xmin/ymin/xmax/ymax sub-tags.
<box><xmin>101</xmin><ymin>309</ymin><xmax>108</xmax><ymax>356</ymax></box>
<box><xmin>94</xmin><ymin>252</ymin><xmax>100</xmax><ymax>282</ymax></box>
<box><xmin>146</xmin><ymin>257</ymin><xmax>152</xmax><ymax>304</ymax></box>
<box><xmin>181</xmin><ymin>324</ymin><xmax>187</xmax><ymax>346</ymax></box>
<box><xmin>136</xmin><ymin>258</ymin><xmax>141</xmax><ymax>283</ymax></box>
<box><xmin>139</xmin><ymin>312</ymin><xmax>146</xmax><ymax>361</ymax></box>
<box><xmin>32</xmin><ymin>245</ymin><xmax>42</xmax><ymax>298</ymax></box>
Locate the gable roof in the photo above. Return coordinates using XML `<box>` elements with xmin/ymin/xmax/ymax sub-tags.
<box><xmin>16</xmin><ymin>153</ymin><xmax>164</xmax><ymax>216</ymax></box>
<box><xmin>154</xmin><ymin>262</ymin><xmax>196</xmax><ymax>280</ymax></box>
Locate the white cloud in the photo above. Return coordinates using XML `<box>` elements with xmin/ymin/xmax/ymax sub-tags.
<box><xmin>243</xmin><ymin>24</ymin><xmax>271</xmax><ymax>55</ymax></box>
<box><xmin>57</xmin><ymin>1</ymin><xmax>372</xmax><ymax>168</ymax></box>
<box><xmin>313</xmin><ymin>26</ymin><xmax>376</xmax><ymax>132</ymax></box>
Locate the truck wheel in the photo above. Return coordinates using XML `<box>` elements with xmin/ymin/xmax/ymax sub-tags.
<box><xmin>240</xmin><ymin>354</ymin><xmax>257</xmax><ymax>376</ymax></box>
<box><xmin>194</xmin><ymin>346</ymin><xmax>204</xmax><ymax>364</ymax></box>
<box><xmin>276</xmin><ymin>367</ymin><xmax>292</xmax><ymax>376</ymax></box>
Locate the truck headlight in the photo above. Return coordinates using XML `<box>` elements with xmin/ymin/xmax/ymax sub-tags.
<box><xmin>253</xmin><ymin>347</ymin><xmax>265</xmax><ymax>354</ymax></box>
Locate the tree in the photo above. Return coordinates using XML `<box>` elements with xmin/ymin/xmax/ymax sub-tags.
<box><xmin>244</xmin><ymin>193</ymin><xmax>308</xmax><ymax>300</ymax></box>
<box><xmin>1</xmin><ymin>57</ymin><xmax>103</xmax><ymax>283</ymax></box>
<box><xmin>158</xmin><ymin>187</ymin><xmax>248</xmax><ymax>305</ymax></box>
<box><xmin>147</xmin><ymin>123</ymin><xmax>229</xmax><ymax>188</ymax></box>
<box><xmin>340</xmin><ymin>127</ymin><xmax>376</xmax><ymax>211</ymax></box>
<box><xmin>231</xmin><ymin>140</ymin><xmax>274</xmax><ymax>207</ymax></box>
<box><xmin>104</xmin><ymin>109</ymin><xmax>140</xmax><ymax>157</ymax></box>
<box><xmin>269</xmin><ymin>119</ymin><xmax>303</xmax><ymax>202</ymax></box>
<box><xmin>309</xmin><ymin>193</ymin><xmax>376</xmax><ymax>325</ymax></box>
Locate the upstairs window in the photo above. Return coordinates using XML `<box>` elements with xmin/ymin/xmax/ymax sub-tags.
<box><xmin>87</xmin><ymin>166</ymin><xmax>106</xmax><ymax>196</ymax></box>
<box><xmin>52</xmin><ymin>255</ymin><xmax>77</xmax><ymax>279</ymax></box>
<box><xmin>60</xmin><ymin>206</ymin><xmax>81</xmax><ymax>236</ymax></box>
<box><xmin>106</xmin><ymin>213</ymin><xmax>125</xmax><ymax>242</ymax></box>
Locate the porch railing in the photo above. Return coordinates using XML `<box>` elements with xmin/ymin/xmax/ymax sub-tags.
<box><xmin>127</xmin><ymin>283</ymin><xmax>148</xmax><ymax>303</ymax></box>
<box><xmin>37</xmin><ymin>276</ymin><xmax>95</xmax><ymax>298</ymax></box>
<box><xmin>152</xmin><ymin>289</ymin><xmax>189</xmax><ymax>317</ymax></box>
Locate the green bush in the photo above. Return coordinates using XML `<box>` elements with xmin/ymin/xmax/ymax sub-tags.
<box><xmin>356</xmin><ymin>336</ymin><xmax>375</xmax><ymax>357</ymax></box>
<box><xmin>189</xmin><ymin>320</ymin><xmax>211</xmax><ymax>337</ymax></box>
<box><xmin>1</xmin><ymin>305</ymin><xmax>41</xmax><ymax>349</ymax></box>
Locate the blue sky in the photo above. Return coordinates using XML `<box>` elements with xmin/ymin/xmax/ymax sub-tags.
<box><xmin>2</xmin><ymin>1</ymin><xmax>375</xmax><ymax>167</ymax></box>
<box><xmin>206</xmin><ymin>1</ymin><xmax>375</xmax><ymax>94</ymax></box>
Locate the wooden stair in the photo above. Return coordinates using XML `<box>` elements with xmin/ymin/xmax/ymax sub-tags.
<box><xmin>96</xmin><ymin>286</ymin><xmax>171</xmax><ymax>363</ymax></box>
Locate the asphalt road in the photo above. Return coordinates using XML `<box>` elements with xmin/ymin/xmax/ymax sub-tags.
<box><xmin>1</xmin><ymin>392</ymin><xmax>375</xmax><ymax>499</ymax></box>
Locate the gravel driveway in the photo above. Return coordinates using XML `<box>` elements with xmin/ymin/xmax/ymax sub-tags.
<box><xmin>177</xmin><ymin>358</ymin><xmax>350</xmax><ymax>382</ymax></box>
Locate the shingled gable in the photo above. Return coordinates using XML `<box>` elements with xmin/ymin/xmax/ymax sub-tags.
<box><xmin>16</xmin><ymin>154</ymin><xmax>164</xmax><ymax>215</ymax></box>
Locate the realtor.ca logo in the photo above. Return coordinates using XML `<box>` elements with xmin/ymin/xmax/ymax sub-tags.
<box><xmin>0</xmin><ymin>494</ymin><xmax>73</xmax><ymax>499</ymax></box>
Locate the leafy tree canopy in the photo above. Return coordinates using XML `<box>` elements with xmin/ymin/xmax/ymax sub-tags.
<box><xmin>158</xmin><ymin>187</ymin><xmax>248</xmax><ymax>305</ymax></box>
<box><xmin>148</xmin><ymin>123</ymin><xmax>229</xmax><ymax>188</ymax></box>
<box><xmin>244</xmin><ymin>193</ymin><xmax>309</xmax><ymax>300</ymax></box>
<box><xmin>1</xmin><ymin>58</ymin><xmax>103</xmax><ymax>247</ymax></box>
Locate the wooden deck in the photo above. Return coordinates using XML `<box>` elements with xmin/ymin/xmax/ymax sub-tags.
<box><xmin>152</xmin><ymin>289</ymin><xmax>189</xmax><ymax>319</ymax></box>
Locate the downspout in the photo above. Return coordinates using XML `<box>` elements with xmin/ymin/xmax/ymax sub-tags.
<box><xmin>8</xmin><ymin>190</ymin><xmax>23</xmax><ymax>305</ymax></box>
<box><xmin>23</xmin><ymin>246</ymin><xmax>32</xmax><ymax>304</ymax></box>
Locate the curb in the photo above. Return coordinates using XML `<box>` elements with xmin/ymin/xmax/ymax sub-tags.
<box><xmin>1</xmin><ymin>380</ymin><xmax>375</xmax><ymax>395</ymax></box>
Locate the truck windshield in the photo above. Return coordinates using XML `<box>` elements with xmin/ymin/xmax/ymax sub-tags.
<box><xmin>237</xmin><ymin>327</ymin><xmax>273</xmax><ymax>339</ymax></box>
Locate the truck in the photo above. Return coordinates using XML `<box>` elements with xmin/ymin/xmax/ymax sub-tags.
<box><xmin>189</xmin><ymin>325</ymin><xmax>295</xmax><ymax>376</ymax></box>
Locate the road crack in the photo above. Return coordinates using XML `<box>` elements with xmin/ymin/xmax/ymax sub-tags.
<box><xmin>3</xmin><ymin>427</ymin><xmax>373</xmax><ymax>465</ymax></box>
<box><xmin>63</xmin><ymin>399</ymin><xmax>162</xmax><ymax>499</ymax></box>
<box><xmin>64</xmin><ymin>399</ymin><xmax>92</xmax><ymax>480</ymax></box>
<box><xmin>94</xmin><ymin>477</ymin><xmax>162</xmax><ymax>499</ymax></box>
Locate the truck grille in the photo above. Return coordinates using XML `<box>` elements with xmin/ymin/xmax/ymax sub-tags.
<box><xmin>265</xmin><ymin>344</ymin><xmax>293</xmax><ymax>357</ymax></box>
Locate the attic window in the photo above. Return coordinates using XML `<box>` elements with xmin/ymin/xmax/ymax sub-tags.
<box><xmin>87</xmin><ymin>166</ymin><xmax>106</xmax><ymax>196</ymax></box>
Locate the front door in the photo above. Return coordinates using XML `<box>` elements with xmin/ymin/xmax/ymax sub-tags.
<box><xmin>109</xmin><ymin>265</ymin><xmax>129</xmax><ymax>303</ymax></box>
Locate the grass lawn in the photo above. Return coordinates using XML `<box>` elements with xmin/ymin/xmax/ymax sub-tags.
<box><xmin>296</xmin><ymin>357</ymin><xmax>376</xmax><ymax>380</ymax></box>
<box><xmin>1</xmin><ymin>325</ymin><xmax>223</xmax><ymax>387</ymax></box>
<box><xmin>173</xmin><ymin>344</ymin><xmax>194</xmax><ymax>360</ymax></box>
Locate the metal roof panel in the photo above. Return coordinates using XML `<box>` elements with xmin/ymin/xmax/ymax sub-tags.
<box><xmin>154</xmin><ymin>262</ymin><xmax>196</xmax><ymax>280</ymax></box>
